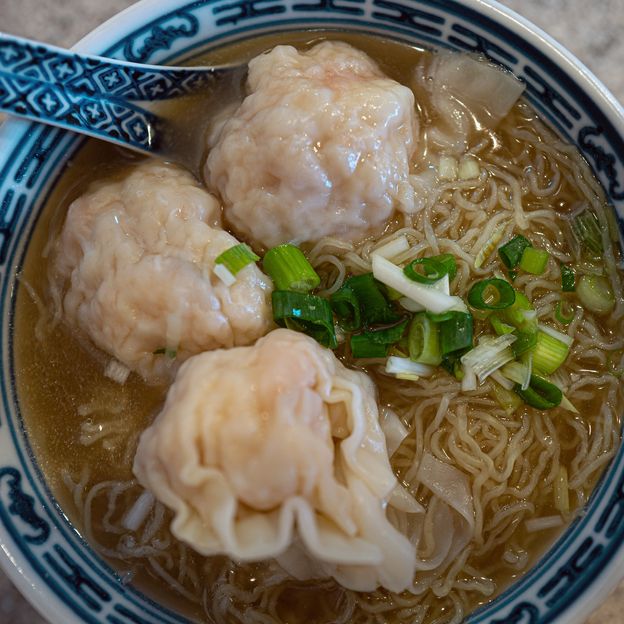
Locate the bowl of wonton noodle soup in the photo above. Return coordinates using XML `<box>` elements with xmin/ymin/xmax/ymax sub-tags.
<box><xmin>1</xmin><ymin>0</ymin><xmax>624</xmax><ymax>623</ymax></box>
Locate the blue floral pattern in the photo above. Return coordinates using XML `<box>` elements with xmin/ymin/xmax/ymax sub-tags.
<box><xmin>0</xmin><ymin>1</ymin><xmax>622</xmax><ymax>623</ymax></box>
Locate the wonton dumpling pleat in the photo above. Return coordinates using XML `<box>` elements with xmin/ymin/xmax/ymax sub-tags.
<box><xmin>52</xmin><ymin>160</ymin><xmax>273</xmax><ymax>384</ymax></box>
<box><xmin>206</xmin><ymin>41</ymin><xmax>417</xmax><ymax>248</ymax></box>
<box><xmin>133</xmin><ymin>328</ymin><xmax>417</xmax><ymax>592</ymax></box>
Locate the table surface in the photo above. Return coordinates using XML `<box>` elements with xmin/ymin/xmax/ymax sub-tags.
<box><xmin>1</xmin><ymin>0</ymin><xmax>624</xmax><ymax>622</ymax></box>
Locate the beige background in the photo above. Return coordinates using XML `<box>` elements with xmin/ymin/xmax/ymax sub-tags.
<box><xmin>1</xmin><ymin>0</ymin><xmax>623</xmax><ymax>622</ymax></box>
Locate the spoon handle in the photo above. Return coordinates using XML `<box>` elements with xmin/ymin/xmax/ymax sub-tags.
<box><xmin>0</xmin><ymin>33</ymin><xmax>217</xmax><ymax>152</ymax></box>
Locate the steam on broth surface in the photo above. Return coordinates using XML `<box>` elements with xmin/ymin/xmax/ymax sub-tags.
<box><xmin>14</xmin><ymin>31</ymin><xmax>624</xmax><ymax>624</ymax></box>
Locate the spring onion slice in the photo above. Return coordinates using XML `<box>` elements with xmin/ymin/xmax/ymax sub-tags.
<box><xmin>490</xmin><ymin>315</ymin><xmax>515</xmax><ymax>335</ymax></box>
<box><xmin>408</xmin><ymin>313</ymin><xmax>442</xmax><ymax>365</ymax></box>
<box><xmin>364</xmin><ymin>319</ymin><xmax>409</xmax><ymax>345</ymax></box>
<box><xmin>272</xmin><ymin>291</ymin><xmax>336</xmax><ymax>348</ymax></box>
<box><xmin>512</xmin><ymin>330</ymin><xmax>537</xmax><ymax>357</ymax></box>
<box><xmin>331</xmin><ymin>273</ymin><xmax>399</xmax><ymax>329</ymax></box>
<box><xmin>555</xmin><ymin>301</ymin><xmax>575</xmax><ymax>325</ymax></box>
<box><xmin>214</xmin><ymin>263</ymin><xmax>237</xmax><ymax>286</ymax></box>
<box><xmin>215</xmin><ymin>243</ymin><xmax>260</xmax><ymax>275</ymax></box>
<box><xmin>537</xmin><ymin>323</ymin><xmax>573</xmax><ymax>348</ymax></box>
<box><xmin>329</xmin><ymin>286</ymin><xmax>361</xmax><ymax>331</ymax></box>
<box><xmin>372</xmin><ymin>255</ymin><xmax>464</xmax><ymax>314</ymax></box>
<box><xmin>468</xmin><ymin>278</ymin><xmax>516</xmax><ymax>310</ymax></box>
<box><xmin>519</xmin><ymin>247</ymin><xmax>550</xmax><ymax>275</ymax></box>
<box><xmin>501</xmin><ymin>360</ymin><xmax>531</xmax><ymax>388</ymax></box>
<box><xmin>263</xmin><ymin>244</ymin><xmax>320</xmax><ymax>292</ymax></box>
<box><xmin>491</xmin><ymin>379</ymin><xmax>522</xmax><ymax>414</ymax></box>
<box><xmin>532</xmin><ymin>329</ymin><xmax>571</xmax><ymax>374</ymax></box>
<box><xmin>500</xmin><ymin>291</ymin><xmax>536</xmax><ymax>331</ymax></box>
<box><xmin>350</xmin><ymin>334</ymin><xmax>389</xmax><ymax>359</ymax></box>
<box><xmin>514</xmin><ymin>374</ymin><xmax>562</xmax><ymax>410</ymax></box>
<box><xmin>490</xmin><ymin>369</ymin><xmax>515</xmax><ymax>391</ymax></box>
<box><xmin>576</xmin><ymin>274</ymin><xmax>615</xmax><ymax>315</ymax></box>
<box><xmin>499</xmin><ymin>235</ymin><xmax>532</xmax><ymax>269</ymax></box>
<box><xmin>371</xmin><ymin>235</ymin><xmax>410</xmax><ymax>260</ymax></box>
<box><xmin>403</xmin><ymin>254</ymin><xmax>457</xmax><ymax>284</ymax></box>
<box><xmin>386</xmin><ymin>357</ymin><xmax>435</xmax><ymax>380</ymax></box>
<box><xmin>439</xmin><ymin>312</ymin><xmax>474</xmax><ymax>356</ymax></box>
<box><xmin>571</xmin><ymin>209</ymin><xmax>603</xmax><ymax>255</ymax></box>
<box><xmin>462</xmin><ymin>365</ymin><xmax>477</xmax><ymax>391</ymax></box>
<box><xmin>461</xmin><ymin>334</ymin><xmax>517</xmax><ymax>382</ymax></box>
<box><xmin>560</xmin><ymin>264</ymin><xmax>576</xmax><ymax>292</ymax></box>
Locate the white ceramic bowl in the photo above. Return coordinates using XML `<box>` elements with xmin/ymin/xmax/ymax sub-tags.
<box><xmin>0</xmin><ymin>1</ymin><xmax>623</xmax><ymax>622</ymax></box>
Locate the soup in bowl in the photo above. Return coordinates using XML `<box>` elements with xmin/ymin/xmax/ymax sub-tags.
<box><xmin>1</xmin><ymin>1</ymin><xmax>624</xmax><ymax>624</ymax></box>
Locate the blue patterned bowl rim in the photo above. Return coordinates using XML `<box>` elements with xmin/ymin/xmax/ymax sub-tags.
<box><xmin>0</xmin><ymin>1</ymin><xmax>623</xmax><ymax>623</ymax></box>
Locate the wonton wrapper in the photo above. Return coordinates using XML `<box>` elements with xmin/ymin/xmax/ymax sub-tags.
<box><xmin>133</xmin><ymin>328</ymin><xmax>418</xmax><ymax>592</ymax></box>
<box><xmin>52</xmin><ymin>160</ymin><xmax>273</xmax><ymax>384</ymax></box>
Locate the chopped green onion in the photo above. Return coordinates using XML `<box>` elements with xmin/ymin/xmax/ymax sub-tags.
<box><xmin>554</xmin><ymin>467</ymin><xmax>570</xmax><ymax>514</ymax></box>
<box><xmin>571</xmin><ymin>209</ymin><xmax>603</xmax><ymax>255</ymax></box>
<box><xmin>490</xmin><ymin>315</ymin><xmax>515</xmax><ymax>335</ymax></box>
<box><xmin>439</xmin><ymin>156</ymin><xmax>458</xmax><ymax>181</ymax></box>
<box><xmin>439</xmin><ymin>312</ymin><xmax>473</xmax><ymax>356</ymax></box>
<box><xmin>408</xmin><ymin>313</ymin><xmax>442</xmax><ymax>365</ymax></box>
<box><xmin>272</xmin><ymin>291</ymin><xmax>336</xmax><ymax>348</ymax></box>
<box><xmin>532</xmin><ymin>329</ymin><xmax>571</xmax><ymax>375</ymax></box>
<box><xmin>499</xmin><ymin>235</ymin><xmax>532</xmax><ymax>269</ymax></box>
<box><xmin>576</xmin><ymin>274</ymin><xmax>615</xmax><ymax>315</ymax></box>
<box><xmin>440</xmin><ymin>350</ymin><xmax>468</xmax><ymax>380</ymax></box>
<box><xmin>491</xmin><ymin>381</ymin><xmax>523</xmax><ymax>415</ymax></box>
<box><xmin>329</xmin><ymin>286</ymin><xmax>361</xmax><ymax>331</ymax></box>
<box><xmin>365</xmin><ymin>319</ymin><xmax>410</xmax><ymax>345</ymax></box>
<box><xmin>519</xmin><ymin>247</ymin><xmax>550</xmax><ymax>275</ymax></box>
<box><xmin>372</xmin><ymin>255</ymin><xmax>464</xmax><ymax>314</ymax></box>
<box><xmin>350</xmin><ymin>334</ymin><xmax>389</xmax><ymax>358</ymax></box>
<box><xmin>427</xmin><ymin>310</ymin><xmax>456</xmax><ymax>323</ymax></box>
<box><xmin>555</xmin><ymin>301</ymin><xmax>575</xmax><ymax>325</ymax></box>
<box><xmin>500</xmin><ymin>291</ymin><xmax>536</xmax><ymax>331</ymax></box>
<box><xmin>461</xmin><ymin>334</ymin><xmax>517</xmax><ymax>382</ymax></box>
<box><xmin>263</xmin><ymin>244</ymin><xmax>320</xmax><ymax>292</ymax></box>
<box><xmin>403</xmin><ymin>258</ymin><xmax>446</xmax><ymax>284</ymax></box>
<box><xmin>512</xmin><ymin>330</ymin><xmax>537</xmax><ymax>357</ymax></box>
<box><xmin>349</xmin><ymin>319</ymin><xmax>409</xmax><ymax>358</ymax></box>
<box><xmin>458</xmin><ymin>155</ymin><xmax>480</xmax><ymax>180</ymax></box>
<box><xmin>468</xmin><ymin>278</ymin><xmax>516</xmax><ymax>310</ymax></box>
<box><xmin>431</xmin><ymin>254</ymin><xmax>458</xmax><ymax>280</ymax></box>
<box><xmin>213</xmin><ymin>263</ymin><xmax>237</xmax><ymax>286</ymax></box>
<box><xmin>331</xmin><ymin>273</ymin><xmax>399</xmax><ymax>329</ymax></box>
<box><xmin>215</xmin><ymin>243</ymin><xmax>259</xmax><ymax>275</ymax></box>
<box><xmin>385</xmin><ymin>285</ymin><xmax>404</xmax><ymax>301</ymax></box>
<box><xmin>514</xmin><ymin>374</ymin><xmax>562</xmax><ymax>410</ymax></box>
<box><xmin>386</xmin><ymin>356</ymin><xmax>435</xmax><ymax>380</ymax></box>
<box><xmin>403</xmin><ymin>254</ymin><xmax>457</xmax><ymax>284</ymax></box>
<box><xmin>372</xmin><ymin>235</ymin><xmax>410</xmax><ymax>260</ymax></box>
<box><xmin>501</xmin><ymin>360</ymin><xmax>531</xmax><ymax>389</ymax></box>
<box><xmin>560</xmin><ymin>264</ymin><xmax>576</xmax><ymax>292</ymax></box>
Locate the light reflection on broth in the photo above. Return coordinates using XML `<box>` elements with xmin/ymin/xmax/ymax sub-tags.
<box><xmin>14</xmin><ymin>30</ymin><xmax>624</xmax><ymax>624</ymax></box>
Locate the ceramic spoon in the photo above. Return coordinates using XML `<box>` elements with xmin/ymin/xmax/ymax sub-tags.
<box><xmin>0</xmin><ymin>33</ymin><xmax>246</xmax><ymax>176</ymax></box>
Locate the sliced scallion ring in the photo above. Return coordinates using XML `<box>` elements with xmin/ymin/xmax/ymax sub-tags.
<box><xmin>512</xmin><ymin>330</ymin><xmax>537</xmax><ymax>357</ymax></box>
<box><xmin>467</xmin><ymin>278</ymin><xmax>516</xmax><ymax>310</ymax></box>
<box><xmin>263</xmin><ymin>244</ymin><xmax>320</xmax><ymax>292</ymax></box>
<box><xmin>403</xmin><ymin>258</ymin><xmax>441</xmax><ymax>284</ymax></box>
<box><xmin>514</xmin><ymin>374</ymin><xmax>562</xmax><ymax>410</ymax></box>
<box><xmin>408</xmin><ymin>313</ymin><xmax>442</xmax><ymax>365</ymax></box>
<box><xmin>499</xmin><ymin>235</ymin><xmax>532</xmax><ymax>269</ymax></box>
<box><xmin>439</xmin><ymin>312</ymin><xmax>473</xmax><ymax>356</ymax></box>
<box><xmin>519</xmin><ymin>247</ymin><xmax>550</xmax><ymax>275</ymax></box>
<box><xmin>560</xmin><ymin>264</ymin><xmax>576</xmax><ymax>292</ymax></box>
<box><xmin>329</xmin><ymin>287</ymin><xmax>361</xmax><ymax>331</ymax></box>
<box><xmin>272</xmin><ymin>291</ymin><xmax>336</xmax><ymax>348</ymax></box>
<box><xmin>555</xmin><ymin>301</ymin><xmax>575</xmax><ymax>325</ymax></box>
<box><xmin>215</xmin><ymin>243</ymin><xmax>260</xmax><ymax>275</ymax></box>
